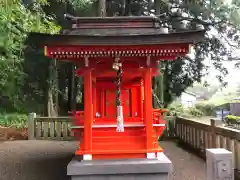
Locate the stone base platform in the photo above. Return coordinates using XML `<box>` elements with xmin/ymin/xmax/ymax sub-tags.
<box><xmin>67</xmin><ymin>153</ymin><xmax>172</xmax><ymax>180</ymax></box>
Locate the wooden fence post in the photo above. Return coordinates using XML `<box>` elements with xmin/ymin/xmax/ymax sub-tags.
<box><xmin>211</xmin><ymin>119</ymin><xmax>217</xmax><ymax>148</ymax></box>
<box><xmin>28</xmin><ymin>113</ymin><xmax>36</xmax><ymax>140</ymax></box>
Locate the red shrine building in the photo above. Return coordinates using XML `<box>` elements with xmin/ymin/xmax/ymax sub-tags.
<box><xmin>30</xmin><ymin>16</ymin><xmax>205</xmax><ymax>161</ymax></box>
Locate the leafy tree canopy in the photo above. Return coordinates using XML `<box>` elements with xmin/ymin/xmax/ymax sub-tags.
<box><xmin>157</xmin><ymin>0</ymin><xmax>240</xmax><ymax>104</ymax></box>
<box><xmin>0</xmin><ymin>0</ymin><xmax>60</xmax><ymax>112</ymax></box>
<box><xmin>59</xmin><ymin>0</ymin><xmax>240</xmax><ymax>104</ymax></box>
<box><xmin>1</xmin><ymin>0</ymin><xmax>240</xmax><ymax>112</ymax></box>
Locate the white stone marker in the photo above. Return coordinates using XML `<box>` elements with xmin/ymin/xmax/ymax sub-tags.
<box><xmin>206</xmin><ymin>148</ymin><xmax>234</xmax><ymax>180</ymax></box>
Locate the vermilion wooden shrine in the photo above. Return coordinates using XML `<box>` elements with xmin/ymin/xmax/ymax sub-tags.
<box><xmin>31</xmin><ymin>16</ymin><xmax>205</xmax><ymax>161</ymax></box>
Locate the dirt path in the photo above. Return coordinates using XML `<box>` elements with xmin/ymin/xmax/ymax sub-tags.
<box><xmin>0</xmin><ymin>140</ymin><xmax>205</xmax><ymax>180</ymax></box>
<box><xmin>162</xmin><ymin>141</ymin><xmax>206</xmax><ymax>180</ymax></box>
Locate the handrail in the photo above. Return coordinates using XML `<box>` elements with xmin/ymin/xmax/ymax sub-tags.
<box><xmin>70</xmin><ymin>109</ymin><xmax>168</xmax><ymax>127</ymax></box>
<box><xmin>153</xmin><ymin>108</ymin><xmax>168</xmax><ymax>113</ymax></box>
<box><xmin>177</xmin><ymin>116</ymin><xmax>240</xmax><ymax>141</ymax></box>
<box><xmin>71</xmin><ymin>123</ymin><xmax>165</xmax><ymax>129</ymax></box>
<box><xmin>152</xmin><ymin>108</ymin><xmax>168</xmax><ymax>124</ymax></box>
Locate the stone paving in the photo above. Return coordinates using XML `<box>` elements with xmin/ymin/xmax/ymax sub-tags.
<box><xmin>0</xmin><ymin>140</ymin><xmax>206</xmax><ymax>180</ymax></box>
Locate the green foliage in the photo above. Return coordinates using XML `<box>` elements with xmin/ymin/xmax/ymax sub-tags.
<box><xmin>195</xmin><ymin>103</ymin><xmax>215</xmax><ymax>116</ymax></box>
<box><xmin>1</xmin><ymin>0</ymin><xmax>240</xmax><ymax>114</ymax></box>
<box><xmin>0</xmin><ymin>0</ymin><xmax>60</xmax><ymax>113</ymax></box>
<box><xmin>69</xmin><ymin>0</ymin><xmax>95</xmax><ymax>10</ymax></box>
<box><xmin>225</xmin><ymin>115</ymin><xmax>240</xmax><ymax>124</ymax></box>
<box><xmin>0</xmin><ymin>113</ymin><xmax>28</xmax><ymax>128</ymax></box>
<box><xmin>187</xmin><ymin>107</ymin><xmax>204</xmax><ymax>117</ymax></box>
<box><xmin>167</xmin><ymin>103</ymin><xmax>184</xmax><ymax>116</ymax></box>
<box><xmin>167</xmin><ymin>102</ymin><xmax>214</xmax><ymax>117</ymax></box>
<box><xmin>148</xmin><ymin>0</ymin><xmax>240</xmax><ymax>105</ymax></box>
<box><xmin>167</xmin><ymin>101</ymin><xmax>217</xmax><ymax>117</ymax></box>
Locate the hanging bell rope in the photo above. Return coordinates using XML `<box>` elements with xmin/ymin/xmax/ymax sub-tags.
<box><xmin>116</xmin><ymin>66</ymin><xmax>124</xmax><ymax>132</ymax></box>
<box><xmin>116</xmin><ymin>68</ymin><xmax>122</xmax><ymax>107</ymax></box>
<box><xmin>113</xmin><ymin>58</ymin><xmax>124</xmax><ymax>132</ymax></box>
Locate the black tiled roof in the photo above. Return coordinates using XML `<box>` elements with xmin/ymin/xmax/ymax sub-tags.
<box><xmin>27</xmin><ymin>16</ymin><xmax>206</xmax><ymax>46</ymax></box>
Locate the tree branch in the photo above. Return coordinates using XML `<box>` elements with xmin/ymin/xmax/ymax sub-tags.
<box><xmin>219</xmin><ymin>33</ymin><xmax>239</xmax><ymax>48</ymax></box>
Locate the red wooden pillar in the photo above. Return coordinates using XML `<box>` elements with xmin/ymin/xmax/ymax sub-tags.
<box><xmin>84</xmin><ymin>70</ymin><xmax>93</xmax><ymax>154</ymax></box>
<box><xmin>139</xmin><ymin>80</ymin><xmax>144</xmax><ymax>121</ymax></box>
<box><xmin>143</xmin><ymin>68</ymin><xmax>153</xmax><ymax>150</ymax></box>
<box><xmin>92</xmin><ymin>77</ymin><xmax>96</xmax><ymax>117</ymax></box>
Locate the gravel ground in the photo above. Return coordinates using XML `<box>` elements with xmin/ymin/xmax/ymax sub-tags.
<box><xmin>0</xmin><ymin>140</ymin><xmax>77</xmax><ymax>180</ymax></box>
<box><xmin>162</xmin><ymin>141</ymin><xmax>206</xmax><ymax>180</ymax></box>
<box><xmin>0</xmin><ymin>140</ymin><xmax>205</xmax><ymax>180</ymax></box>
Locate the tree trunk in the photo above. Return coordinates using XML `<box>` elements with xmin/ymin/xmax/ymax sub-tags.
<box><xmin>154</xmin><ymin>0</ymin><xmax>161</xmax><ymax>15</ymax></box>
<box><xmin>153</xmin><ymin>0</ymin><xmax>164</xmax><ymax>108</ymax></box>
<box><xmin>67</xmin><ymin>64</ymin><xmax>73</xmax><ymax>111</ymax></box>
<box><xmin>81</xmin><ymin>82</ymin><xmax>84</xmax><ymax>107</ymax></box>
<box><xmin>98</xmin><ymin>0</ymin><xmax>106</xmax><ymax>17</ymax></box>
<box><xmin>67</xmin><ymin>64</ymin><xmax>77</xmax><ymax>112</ymax></box>
<box><xmin>148</xmin><ymin>0</ymin><xmax>152</xmax><ymax>14</ymax></box>
<box><xmin>58</xmin><ymin>63</ymin><xmax>66</xmax><ymax>115</ymax></box>
<box><xmin>159</xmin><ymin>71</ymin><xmax>164</xmax><ymax>105</ymax></box>
<box><xmin>53</xmin><ymin>59</ymin><xmax>59</xmax><ymax>114</ymax></box>
<box><xmin>71</xmin><ymin>65</ymin><xmax>77</xmax><ymax>111</ymax></box>
<box><xmin>47</xmin><ymin>59</ymin><xmax>58</xmax><ymax>116</ymax></box>
<box><xmin>163</xmin><ymin>62</ymin><xmax>170</xmax><ymax>107</ymax></box>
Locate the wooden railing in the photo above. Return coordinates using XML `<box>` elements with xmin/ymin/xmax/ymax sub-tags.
<box><xmin>28</xmin><ymin>113</ymin><xmax>74</xmax><ymax>140</ymax></box>
<box><xmin>28</xmin><ymin>112</ymin><xmax>174</xmax><ymax>140</ymax></box>
<box><xmin>174</xmin><ymin>117</ymin><xmax>240</xmax><ymax>177</ymax></box>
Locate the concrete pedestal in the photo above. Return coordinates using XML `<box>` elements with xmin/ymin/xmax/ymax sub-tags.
<box><xmin>67</xmin><ymin>153</ymin><xmax>172</xmax><ymax>180</ymax></box>
<box><xmin>206</xmin><ymin>149</ymin><xmax>234</xmax><ymax>180</ymax></box>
